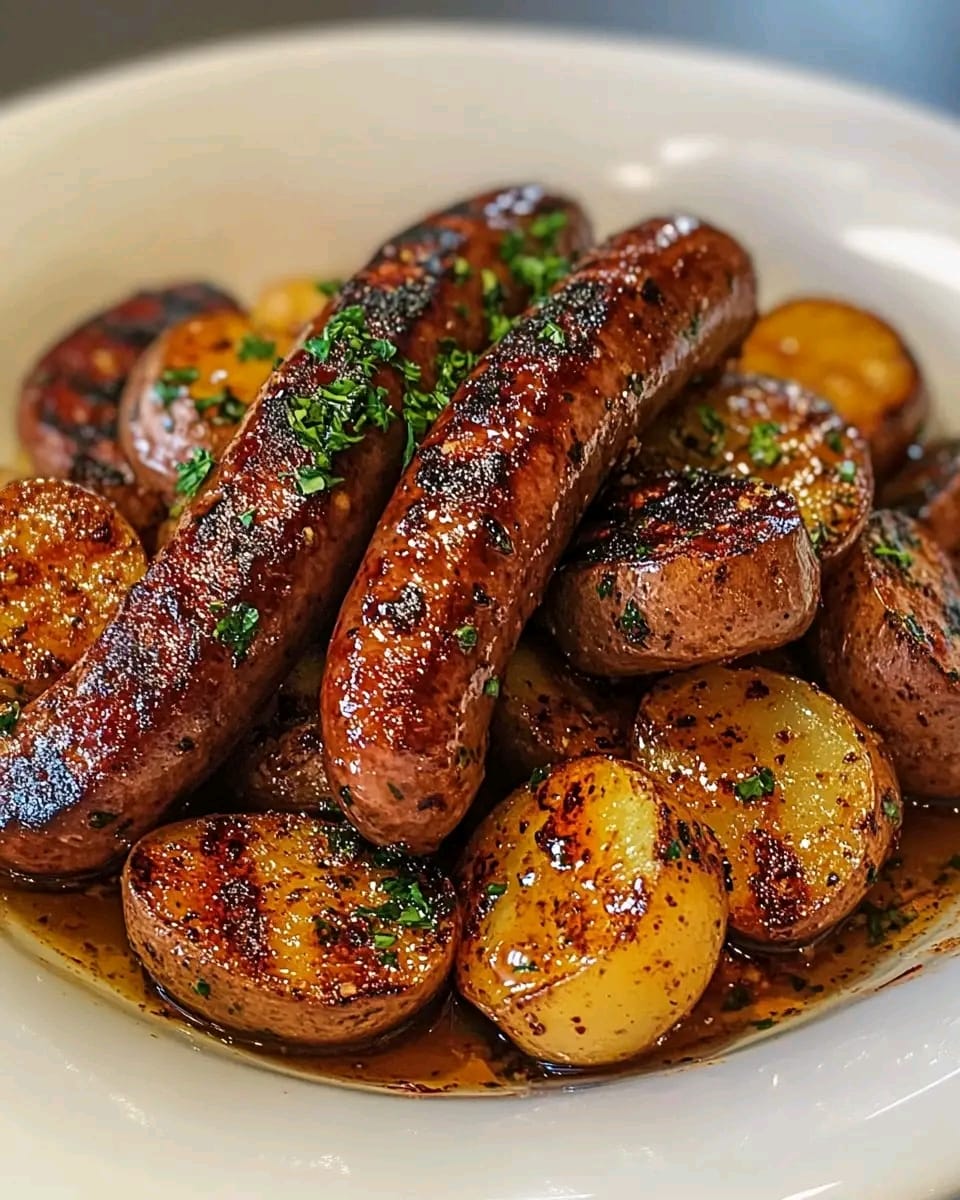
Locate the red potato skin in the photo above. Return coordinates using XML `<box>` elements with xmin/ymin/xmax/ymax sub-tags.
<box><xmin>322</xmin><ymin>216</ymin><xmax>758</xmax><ymax>852</ymax></box>
<box><xmin>0</xmin><ymin>186</ymin><xmax>591</xmax><ymax>882</ymax></box>
<box><xmin>18</xmin><ymin>284</ymin><xmax>238</xmax><ymax>539</ymax></box>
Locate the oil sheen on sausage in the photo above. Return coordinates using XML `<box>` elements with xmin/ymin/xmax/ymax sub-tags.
<box><xmin>322</xmin><ymin>216</ymin><xmax>757</xmax><ymax>852</ymax></box>
<box><xmin>0</xmin><ymin>186</ymin><xmax>591</xmax><ymax>881</ymax></box>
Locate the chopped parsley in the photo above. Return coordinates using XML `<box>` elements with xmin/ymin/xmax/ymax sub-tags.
<box><xmin>211</xmin><ymin>601</ymin><xmax>260</xmax><ymax>662</ymax></box>
<box><xmin>752</xmin><ymin>1017</ymin><xmax>777</xmax><ymax>1031</ymax></box>
<box><xmin>238</xmin><ymin>508</ymin><xmax>256</xmax><ymax>528</ymax></box>
<box><xmin>618</xmin><ymin>599</ymin><xmax>650</xmax><ymax>645</ymax></box>
<box><xmin>502</xmin><ymin>212</ymin><xmax>571</xmax><ymax>298</ymax></box>
<box><xmin>154</xmin><ymin>366</ymin><xmax>198</xmax><ymax>407</ymax></box>
<box><xmin>597</xmin><ymin>574</ymin><xmax>615</xmax><ymax>600</ymax></box>
<box><xmin>452</xmin><ymin>256</ymin><xmax>472</xmax><ymax>282</ymax></box>
<box><xmin>236</xmin><ymin>332</ymin><xmax>276</xmax><ymax>362</ymax></box>
<box><xmin>481</xmin><ymin>268</ymin><xmax>513</xmax><ymax>343</ymax></box>
<box><xmin>696</xmin><ymin>404</ymin><xmax>725</xmax><ymax>453</ymax></box>
<box><xmin>538</xmin><ymin>320</ymin><xmax>566</xmax><ymax>346</ymax></box>
<box><xmin>882</xmin><ymin>793</ymin><xmax>902</xmax><ymax>823</ymax></box>
<box><xmin>193</xmin><ymin>979</ymin><xmax>211</xmax><ymax>999</ymax></box>
<box><xmin>454</xmin><ymin>623</ymin><xmax>478</xmax><ymax>651</ymax></box>
<box><xmin>483</xmin><ymin>676</ymin><xmax>501</xmax><ymax>697</ymax></box>
<box><xmin>810</xmin><ymin>521</ymin><xmax>830</xmax><ymax>553</ymax></box>
<box><xmin>873</xmin><ymin>541</ymin><xmax>913</xmax><ymax>571</ymax></box>
<box><xmin>401</xmin><ymin>338</ymin><xmax>477</xmax><ymax>467</ymax></box>
<box><xmin>174</xmin><ymin>447</ymin><xmax>216</xmax><ymax>500</ymax></box>
<box><xmin>529</xmin><ymin>210</ymin><xmax>568</xmax><ymax>247</ymax></box>
<box><xmin>0</xmin><ymin>699</ymin><xmax>20</xmax><ymax>736</ymax></box>
<box><xmin>735</xmin><ymin>766</ymin><xmax>776</xmax><ymax>802</ymax></box>
<box><xmin>380</xmin><ymin>950</ymin><xmax>400</xmax><ymax>969</ymax></box>
<box><xmin>486</xmin><ymin>882</ymin><xmax>507</xmax><ymax>897</ymax></box>
<box><xmin>513</xmin><ymin>960</ymin><xmax>540</xmax><ymax>974</ymax></box>
<box><xmin>825</xmin><ymin>429</ymin><xmax>845</xmax><ymax>454</ymax></box>
<box><xmin>664</xmin><ymin>839</ymin><xmax>682</xmax><ymax>861</ymax></box>
<box><xmin>721</xmin><ymin>982</ymin><xmax>753</xmax><ymax>1012</ymax></box>
<box><xmin>861</xmin><ymin>900</ymin><xmax>913</xmax><ymax>946</ymax></box>
<box><xmin>315</xmin><ymin>278</ymin><xmax>343</xmax><ymax>296</ymax></box>
<box><xmin>902</xmin><ymin>613</ymin><xmax>928</xmax><ymax>644</ymax></box>
<box><xmin>529</xmin><ymin>765</ymin><xmax>549</xmax><ymax>790</ymax></box>
<box><xmin>194</xmin><ymin>389</ymin><xmax>245</xmax><ymax>425</ymax></box>
<box><xmin>836</xmin><ymin>460</ymin><xmax>857</xmax><ymax>484</ymax></box>
<box><xmin>373</xmin><ymin>932</ymin><xmax>398</xmax><ymax>950</ymax></box>
<box><xmin>355</xmin><ymin>874</ymin><xmax>436</xmax><ymax>933</ymax></box>
<box><xmin>748</xmin><ymin>421</ymin><xmax>783</xmax><ymax>468</ymax></box>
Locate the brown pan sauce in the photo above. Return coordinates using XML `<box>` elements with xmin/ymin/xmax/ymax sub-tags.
<box><xmin>2</xmin><ymin>800</ymin><xmax>959</xmax><ymax>1096</ymax></box>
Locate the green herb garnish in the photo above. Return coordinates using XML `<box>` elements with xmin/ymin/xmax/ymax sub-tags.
<box><xmin>664</xmin><ymin>839</ymin><xmax>682</xmax><ymax>861</ymax></box>
<box><xmin>455</xmin><ymin>624</ymin><xmax>478</xmax><ymax>651</ymax></box>
<box><xmin>401</xmin><ymin>338</ymin><xmax>477</xmax><ymax>467</ymax></box>
<box><xmin>194</xmin><ymin>389</ymin><xmax>245</xmax><ymax>424</ymax></box>
<box><xmin>837</xmin><ymin>460</ymin><xmax>857</xmax><ymax>483</ymax></box>
<box><xmin>484</xmin><ymin>676</ymin><xmax>501</xmax><ymax>697</ymax></box>
<box><xmin>154</xmin><ymin>366</ymin><xmax>198</xmax><ymax>407</ymax></box>
<box><xmin>825</xmin><ymin>429</ymin><xmax>845</xmax><ymax>454</ymax></box>
<box><xmin>452</xmin><ymin>257</ymin><xmax>472</xmax><ymax>282</ymax></box>
<box><xmin>529</xmin><ymin>766</ymin><xmax>549</xmax><ymax>790</ymax></box>
<box><xmin>538</xmin><ymin>320</ymin><xmax>566</xmax><ymax>346</ymax></box>
<box><xmin>211</xmin><ymin>601</ymin><xmax>260</xmax><ymax>662</ymax></box>
<box><xmin>315</xmin><ymin>278</ymin><xmax>343</xmax><ymax>296</ymax></box>
<box><xmin>174</xmin><ymin>447</ymin><xmax>216</xmax><ymax>500</ymax></box>
<box><xmin>735</xmin><ymin>766</ymin><xmax>776</xmax><ymax>802</ymax></box>
<box><xmin>618</xmin><ymin>599</ymin><xmax>650</xmax><ymax>645</ymax></box>
<box><xmin>238</xmin><ymin>508</ymin><xmax>256</xmax><ymax>528</ymax></box>
<box><xmin>194</xmin><ymin>980</ymin><xmax>211</xmax><ymax>999</ymax></box>
<box><xmin>88</xmin><ymin>810</ymin><xmax>117</xmax><ymax>829</ymax></box>
<box><xmin>597</xmin><ymin>574</ymin><xmax>615</xmax><ymax>600</ymax></box>
<box><xmin>486</xmin><ymin>882</ymin><xmax>507</xmax><ymax>897</ymax></box>
<box><xmin>873</xmin><ymin>542</ymin><xmax>913</xmax><ymax>570</ymax></box>
<box><xmin>0</xmin><ymin>699</ymin><xmax>20</xmax><ymax>736</ymax></box>
<box><xmin>748</xmin><ymin>421</ymin><xmax>783</xmax><ymax>467</ymax></box>
<box><xmin>882</xmin><ymin>794</ymin><xmax>902</xmax><ymax>823</ymax></box>
<box><xmin>236</xmin><ymin>333</ymin><xmax>277</xmax><ymax>362</ymax></box>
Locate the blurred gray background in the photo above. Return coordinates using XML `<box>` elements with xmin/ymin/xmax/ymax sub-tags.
<box><xmin>1</xmin><ymin>0</ymin><xmax>959</xmax><ymax>114</ymax></box>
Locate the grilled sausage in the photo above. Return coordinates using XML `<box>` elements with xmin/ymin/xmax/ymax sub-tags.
<box><xmin>0</xmin><ymin>186</ymin><xmax>591</xmax><ymax>882</ymax></box>
<box><xmin>18</xmin><ymin>283</ymin><xmax>238</xmax><ymax>539</ymax></box>
<box><xmin>322</xmin><ymin>215</ymin><xmax>757</xmax><ymax>852</ymax></box>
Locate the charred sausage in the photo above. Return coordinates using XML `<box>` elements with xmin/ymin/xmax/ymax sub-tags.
<box><xmin>0</xmin><ymin>186</ymin><xmax>591</xmax><ymax>881</ymax></box>
<box><xmin>18</xmin><ymin>283</ymin><xmax>238</xmax><ymax>538</ymax></box>
<box><xmin>322</xmin><ymin>216</ymin><xmax>757</xmax><ymax>852</ymax></box>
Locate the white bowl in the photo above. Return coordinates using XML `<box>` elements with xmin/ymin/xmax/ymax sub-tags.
<box><xmin>4</xmin><ymin>23</ymin><xmax>960</xmax><ymax>1200</ymax></box>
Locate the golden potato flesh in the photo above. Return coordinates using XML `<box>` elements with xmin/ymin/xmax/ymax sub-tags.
<box><xmin>739</xmin><ymin>297</ymin><xmax>927</xmax><ymax>478</ymax></box>
<box><xmin>250</xmin><ymin>276</ymin><xmax>335</xmax><ymax>339</ymax></box>
<box><xmin>632</xmin><ymin>666</ymin><xmax>901</xmax><ymax>947</ymax></box>
<box><xmin>456</xmin><ymin>755</ymin><xmax>728</xmax><ymax>1067</ymax></box>
<box><xmin>0</xmin><ymin>479</ymin><xmax>146</xmax><ymax>702</ymax></box>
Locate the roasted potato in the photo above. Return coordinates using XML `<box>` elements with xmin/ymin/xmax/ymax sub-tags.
<box><xmin>545</xmin><ymin>469</ymin><xmax>820</xmax><ymax>675</ymax></box>
<box><xmin>632</xmin><ymin>666</ymin><xmax>901</xmax><ymax>947</ymax></box>
<box><xmin>18</xmin><ymin>283</ymin><xmax>235</xmax><ymax>538</ymax></box>
<box><xmin>632</xmin><ymin>372</ymin><xmax>873</xmax><ymax>570</ymax></box>
<box><xmin>123</xmin><ymin>812</ymin><xmax>459</xmax><ymax>1046</ymax></box>
<box><xmin>456</xmin><ymin>756</ymin><xmax>728</xmax><ymax>1066</ymax></box>
<box><xmin>0</xmin><ymin>479</ymin><xmax>146</xmax><ymax>702</ymax></box>
<box><xmin>739</xmin><ymin>297</ymin><xmax>927</xmax><ymax>477</ymax></box>
<box><xmin>880</xmin><ymin>439</ymin><xmax>960</xmax><ymax>555</ymax></box>
<box><xmin>816</xmin><ymin>510</ymin><xmax>960</xmax><ymax>798</ymax></box>
<box><xmin>250</xmin><ymin>276</ymin><xmax>336</xmax><ymax>340</ymax></box>
<box><xmin>119</xmin><ymin>309</ymin><xmax>290</xmax><ymax>503</ymax></box>
<box><xmin>226</xmin><ymin>647</ymin><xmax>336</xmax><ymax>813</ymax></box>
<box><xmin>488</xmin><ymin>632</ymin><xmax>636</xmax><ymax>784</ymax></box>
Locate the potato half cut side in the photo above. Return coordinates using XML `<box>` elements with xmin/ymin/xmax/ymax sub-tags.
<box><xmin>632</xmin><ymin>372</ymin><xmax>873</xmax><ymax>570</ymax></box>
<box><xmin>816</xmin><ymin>510</ymin><xmax>960</xmax><ymax>798</ymax></box>
<box><xmin>632</xmin><ymin>666</ymin><xmax>901</xmax><ymax>947</ymax></box>
<box><xmin>545</xmin><ymin>469</ymin><xmax>820</xmax><ymax>675</ymax></box>
<box><xmin>488</xmin><ymin>632</ymin><xmax>637</xmax><ymax>784</ymax></box>
<box><xmin>739</xmin><ymin>297</ymin><xmax>927</xmax><ymax>478</ymax></box>
<box><xmin>881</xmin><ymin>439</ymin><xmax>960</xmax><ymax>555</ymax></box>
<box><xmin>456</xmin><ymin>756</ymin><xmax>728</xmax><ymax>1067</ymax></box>
<box><xmin>225</xmin><ymin>647</ymin><xmax>337</xmax><ymax>814</ymax></box>
<box><xmin>251</xmin><ymin>276</ymin><xmax>335</xmax><ymax>339</ymax></box>
<box><xmin>119</xmin><ymin>309</ymin><xmax>291</xmax><ymax>503</ymax></box>
<box><xmin>122</xmin><ymin>812</ymin><xmax>459</xmax><ymax>1046</ymax></box>
<box><xmin>0</xmin><ymin>479</ymin><xmax>146</xmax><ymax>704</ymax></box>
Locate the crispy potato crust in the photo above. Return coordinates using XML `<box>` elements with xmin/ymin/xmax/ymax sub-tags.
<box><xmin>632</xmin><ymin>372</ymin><xmax>873</xmax><ymax>571</ymax></box>
<box><xmin>119</xmin><ymin>310</ymin><xmax>292</xmax><ymax>503</ymax></box>
<box><xmin>488</xmin><ymin>633</ymin><xmax>637</xmax><ymax>784</ymax></box>
<box><xmin>456</xmin><ymin>755</ymin><xmax>727</xmax><ymax>1066</ymax></box>
<box><xmin>0</xmin><ymin>479</ymin><xmax>145</xmax><ymax>701</ymax></box>
<box><xmin>739</xmin><ymin>297</ymin><xmax>927</xmax><ymax>477</ymax></box>
<box><xmin>816</xmin><ymin>510</ymin><xmax>960</xmax><ymax>797</ymax></box>
<box><xmin>632</xmin><ymin>666</ymin><xmax>901</xmax><ymax>947</ymax></box>
<box><xmin>123</xmin><ymin>812</ymin><xmax>459</xmax><ymax>1046</ymax></box>
<box><xmin>546</xmin><ymin>469</ymin><xmax>820</xmax><ymax>674</ymax></box>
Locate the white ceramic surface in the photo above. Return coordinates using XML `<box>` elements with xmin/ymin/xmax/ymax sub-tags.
<box><xmin>3</xmin><ymin>23</ymin><xmax>960</xmax><ymax>1200</ymax></box>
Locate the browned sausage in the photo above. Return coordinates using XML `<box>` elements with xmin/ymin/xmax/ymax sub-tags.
<box><xmin>322</xmin><ymin>216</ymin><xmax>757</xmax><ymax>852</ymax></box>
<box><xmin>18</xmin><ymin>283</ymin><xmax>238</xmax><ymax>538</ymax></box>
<box><xmin>0</xmin><ymin>186</ymin><xmax>591</xmax><ymax>882</ymax></box>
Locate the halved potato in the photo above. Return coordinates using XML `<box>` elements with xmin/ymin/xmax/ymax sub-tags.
<box><xmin>0</xmin><ymin>479</ymin><xmax>146</xmax><ymax>702</ymax></box>
<box><xmin>488</xmin><ymin>632</ymin><xmax>636</xmax><ymax>784</ymax></box>
<box><xmin>739</xmin><ymin>297</ymin><xmax>927</xmax><ymax>477</ymax></box>
<box><xmin>881</xmin><ymin>439</ymin><xmax>960</xmax><ymax>555</ymax></box>
<box><xmin>250</xmin><ymin>276</ymin><xmax>335</xmax><ymax>339</ymax></box>
<box><xmin>632</xmin><ymin>666</ymin><xmax>901</xmax><ymax>947</ymax></box>
<box><xmin>632</xmin><ymin>372</ymin><xmax>873</xmax><ymax>570</ymax></box>
<box><xmin>119</xmin><ymin>310</ymin><xmax>290</xmax><ymax>503</ymax></box>
<box><xmin>123</xmin><ymin>812</ymin><xmax>459</xmax><ymax>1046</ymax></box>
<box><xmin>816</xmin><ymin>510</ymin><xmax>960</xmax><ymax>797</ymax></box>
<box><xmin>226</xmin><ymin>647</ymin><xmax>336</xmax><ymax>813</ymax></box>
<box><xmin>545</xmin><ymin>469</ymin><xmax>820</xmax><ymax>675</ymax></box>
<box><xmin>456</xmin><ymin>755</ymin><xmax>728</xmax><ymax>1067</ymax></box>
